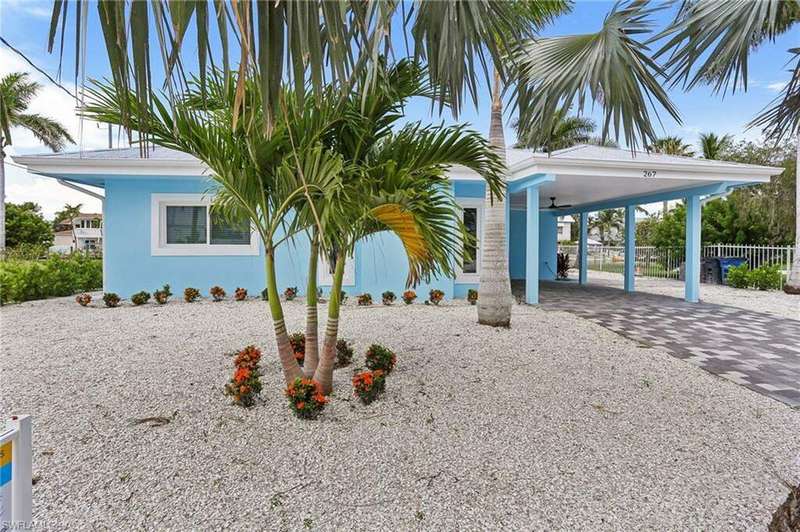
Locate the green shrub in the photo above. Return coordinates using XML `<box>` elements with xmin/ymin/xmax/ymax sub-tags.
<box><xmin>102</xmin><ymin>293</ymin><xmax>121</xmax><ymax>307</ymax></box>
<box><xmin>335</xmin><ymin>339</ymin><xmax>354</xmax><ymax>368</ymax></box>
<box><xmin>749</xmin><ymin>264</ymin><xmax>783</xmax><ymax>291</ymax></box>
<box><xmin>381</xmin><ymin>291</ymin><xmax>396</xmax><ymax>305</ymax></box>
<box><xmin>131</xmin><ymin>291</ymin><xmax>151</xmax><ymax>305</ymax></box>
<box><xmin>153</xmin><ymin>284</ymin><xmax>172</xmax><ymax>304</ymax></box>
<box><xmin>365</xmin><ymin>344</ymin><xmax>397</xmax><ymax>374</ymax></box>
<box><xmin>467</xmin><ymin>289</ymin><xmax>478</xmax><ymax>305</ymax></box>
<box><xmin>725</xmin><ymin>263</ymin><xmax>750</xmax><ymax>289</ymax></box>
<box><xmin>0</xmin><ymin>254</ymin><xmax>102</xmax><ymax>304</ymax></box>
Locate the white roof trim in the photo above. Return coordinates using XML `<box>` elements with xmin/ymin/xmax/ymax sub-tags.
<box><xmin>13</xmin><ymin>143</ymin><xmax>782</xmax><ymax>183</ymax></box>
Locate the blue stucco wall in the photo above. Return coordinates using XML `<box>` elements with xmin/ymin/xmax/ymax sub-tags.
<box><xmin>509</xmin><ymin>209</ymin><xmax>526</xmax><ymax>280</ymax></box>
<box><xmin>539</xmin><ymin>211</ymin><xmax>558</xmax><ymax>281</ymax></box>
<box><xmin>104</xmin><ymin>177</ymin><xmax>457</xmax><ymax>299</ymax></box>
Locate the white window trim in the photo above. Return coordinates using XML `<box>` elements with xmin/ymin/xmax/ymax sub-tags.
<box><xmin>455</xmin><ymin>198</ymin><xmax>483</xmax><ymax>283</ymax></box>
<box><xmin>150</xmin><ymin>193</ymin><xmax>260</xmax><ymax>256</ymax></box>
<box><xmin>317</xmin><ymin>253</ymin><xmax>356</xmax><ymax>287</ymax></box>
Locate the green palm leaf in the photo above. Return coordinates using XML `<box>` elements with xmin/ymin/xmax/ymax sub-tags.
<box><xmin>511</xmin><ymin>1</ymin><xmax>681</xmax><ymax>150</ymax></box>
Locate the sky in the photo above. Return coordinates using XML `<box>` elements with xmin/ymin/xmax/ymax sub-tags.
<box><xmin>0</xmin><ymin>0</ymin><xmax>796</xmax><ymax>219</ymax></box>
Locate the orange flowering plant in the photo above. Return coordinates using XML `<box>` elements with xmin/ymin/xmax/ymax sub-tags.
<box><xmin>428</xmin><ymin>289</ymin><xmax>444</xmax><ymax>305</ymax></box>
<box><xmin>75</xmin><ymin>293</ymin><xmax>92</xmax><ymax>307</ymax></box>
<box><xmin>357</xmin><ymin>293</ymin><xmax>373</xmax><ymax>306</ymax></box>
<box><xmin>234</xmin><ymin>287</ymin><xmax>248</xmax><ymax>301</ymax></box>
<box><xmin>285</xmin><ymin>378</ymin><xmax>328</xmax><ymax>419</ymax></box>
<box><xmin>289</xmin><ymin>332</ymin><xmax>306</xmax><ymax>366</ymax></box>
<box><xmin>401</xmin><ymin>290</ymin><xmax>416</xmax><ymax>305</ymax></box>
<box><xmin>352</xmin><ymin>369</ymin><xmax>386</xmax><ymax>404</ymax></box>
<box><xmin>224</xmin><ymin>345</ymin><xmax>263</xmax><ymax>407</ymax></box>
<box><xmin>365</xmin><ymin>344</ymin><xmax>397</xmax><ymax>374</ymax></box>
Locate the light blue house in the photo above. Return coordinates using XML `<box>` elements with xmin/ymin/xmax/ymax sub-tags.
<box><xmin>15</xmin><ymin>144</ymin><xmax>780</xmax><ymax>303</ymax></box>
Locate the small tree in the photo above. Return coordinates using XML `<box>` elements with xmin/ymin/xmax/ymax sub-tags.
<box><xmin>4</xmin><ymin>202</ymin><xmax>53</xmax><ymax>249</ymax></box>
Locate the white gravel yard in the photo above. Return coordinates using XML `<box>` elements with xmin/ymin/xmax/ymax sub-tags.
<box><xmin>2</xmin><ymin>295</ymin><xmax>799</xmax><ymax>531</ymax></box>
<box><xmin>579</xmin><ymin>270</ymin><xmax>800</xmax><ymax>320</ymax></box>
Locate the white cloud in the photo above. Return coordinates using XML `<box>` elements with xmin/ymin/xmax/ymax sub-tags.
<box><xmin>766</xmin><ymin>81</ymin><xmax>788</xmax><ymax>93</ymax></box>
<box><xmin>1</xmin><ymin>0</ymin><xmax>53</xmax><ymax>19</ymax></box>
<box><xmin>4</xmin><ymin>161</ymin><xmax>103</xmax><ymax>220</ymax></box>
<box><xmin>1</xmin><ymin>47</ymin><xmax>119</xmax><ymax>218</ymax></box>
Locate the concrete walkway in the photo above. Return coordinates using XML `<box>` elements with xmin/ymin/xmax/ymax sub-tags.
<box><xmin>531</xmin><ymin>281</ymin><xmax>800</xmax><ymax>408</ymax></box>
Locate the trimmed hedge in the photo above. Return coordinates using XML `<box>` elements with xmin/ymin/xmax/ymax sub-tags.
<box><xmin>0</xmin><ymin>254</ymin><xmax>103</xmax><ymax>304</ymax></box>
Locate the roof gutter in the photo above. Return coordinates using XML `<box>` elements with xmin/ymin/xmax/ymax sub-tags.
<box><xmin>57</xmin><ymin>179</ymin><xmax>105</xmax><ymax>201</ymax></box>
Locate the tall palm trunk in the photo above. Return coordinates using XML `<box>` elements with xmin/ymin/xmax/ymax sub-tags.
<box><xmin>477</xmin><ymin>69</ymin><xmax>513</xmax><ymax>326</ymax></box>
<box><xmin>303</xmin><ymin>233</ymin><xmax>320</xmax><ymax>376</ymax></box>
<box><xmin>265</xmin><ymin>248</ymin><xmax>304</xmax><ymax>384</ymax></box>
<box><xmin>784</xmin><ymin>133</ymin><xmax>800</xmax><ymax>295</ymax></box>
<box><xmin>313</xmin><ymin>254</ymin><xmax>346</xmax><ymax>394</ymax></box>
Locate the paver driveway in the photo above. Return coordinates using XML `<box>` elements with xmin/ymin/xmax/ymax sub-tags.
<box><xmin>531</xmin><ymin>281</ymin><xmax>800</xmax><ymax>408</ymax></box>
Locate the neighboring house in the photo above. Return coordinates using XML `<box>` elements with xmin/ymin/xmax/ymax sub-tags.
<box><xmin>557</xmin><ymin>216</ymin><xmax>574</xmax><ymax>242</ymax></box>
<box><xmin>51</xmin><ymin>213</ymin><xmax>103</xmax><ymax>253</ymax></box>
<box><xmin>15</xmin><ymin>144</ymin><xmax>781</xmax><ymax>304</ymax></box>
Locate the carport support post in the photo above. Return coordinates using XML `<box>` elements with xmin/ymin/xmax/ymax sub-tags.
<box><xmin>624</xmin><ymin>205</ymin><xmax>636</xmax><ymax>293</ymax></box>
<box><xmin>579</xmin><ymin>212</ymin><xmax>588</xmax><ymax>285</ymax></box>
<box><xmin>685</xmin><ymin>195</ymin><xmax>701</xmax><ymax>303</ymax></box>
<box><xmin>525</xmin><ymin>186</ymin><xmax>540</xmax><ymax>304</ymax></box>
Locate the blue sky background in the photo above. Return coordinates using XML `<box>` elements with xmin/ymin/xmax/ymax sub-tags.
<box><xmin>0</xmin><ymin>0</ymin><xmax>795</xmax><ymax>218</ymax></box>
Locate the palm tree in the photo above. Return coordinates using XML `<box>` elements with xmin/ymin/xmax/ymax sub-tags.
<box><xmin>648</xmin><ymin>136</ymin><xmax>695</xmax><ymax>157</ymax></box>
<box><xmin>48</xmin><ymin>0</ymin><xmax>686</xmax><ymax>329</ymax></box>
<box><xmin>53</xmin><ymin>203</ymin><xmax>84</xmax><ymax>229</ymax></box>
<box><xmin>305</xmin><ymin>60</ymin><xmax>505</xmax><ymax>392</ymax></box>
<box><xmin>83</xmin><ymin>62</ymin><xmax>504</xmax><ymax>394</ymax></box>
<box><xmin>698</xmin><ymin>132</ymin><xmax>733</xmax><ymax>160</ymax></box>
<box><xmin>0</xmin><ymin>72</ymin><xmax>74</xmax><ymax>254</ymax></box>
<box><xmin>515</xmin><ymin>108</ymin><xmax>596</xmax><ymax>152</ymax></box>
<box><xmin>589</xmin><ymin>209</ymin><xmax>625</xmax><ymax>245</ymax></box>
<box><xmin>653</xmin><ymin>0</ymin><xmax>799</xmax><ymax>297</ymax></box>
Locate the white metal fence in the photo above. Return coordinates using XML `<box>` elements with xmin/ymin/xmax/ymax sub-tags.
<box><xmin>0</xmin><ymin>416</ymin><xmax>32</xmax><ymax>529</ymax></box>
<box><xmin>557</xmin><ymin>243</ymin><xmax>795</xmax><ymax>284</ymax></box>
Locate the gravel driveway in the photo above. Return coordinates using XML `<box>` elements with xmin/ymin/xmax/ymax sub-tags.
<box><xmin>1</xmin><ymin>295</ymin><xmax>799</xmax><ymax>530</ymax></box>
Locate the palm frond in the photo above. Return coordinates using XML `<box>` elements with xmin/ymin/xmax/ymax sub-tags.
<box><xmin>653</xmin><ymin>0</ymin><xmax>799</xmax><ymax>95</ymax></box>
<box><xmin>13</xmin><ymin>113</ymin><xmax>75</xmax><ymax>151</ymax></box>
<box><xmin>511</xmin><ymin>0</ymin><xmax>681</xmax><ymax>150</ymax></box>
<box><xmin>749</xmin><ymin>48</ymin><xmax>800</xmax><ymax>140</ymax></box>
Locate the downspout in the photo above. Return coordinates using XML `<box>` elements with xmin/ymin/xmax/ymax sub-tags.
<box><xmin>57</xmin><ymin>179</ymin><xmax>106</xmax><ymax>291</ymax></box>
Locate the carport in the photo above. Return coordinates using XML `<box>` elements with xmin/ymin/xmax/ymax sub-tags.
<box><xmin>503</xmin><ymin>145</ymin><xmax>782</xmax><ymax>304</ymax></box>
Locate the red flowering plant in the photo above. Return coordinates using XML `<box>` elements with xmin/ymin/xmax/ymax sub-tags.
<box><xmin>289</xmin><ymin>332</ymin><xmax>306</xmax><ymax>366</ymax></box>
<box><xmin>357</xmin><ymin>293</ymin><xmax>373</xmax><ymax>306</ymax></box>
<box><xmin>234</xmin><ymin>287</ymin><xmax>248</xmax><ymax>301</ymax></box>
<box><xmin>224</xmin><ymin>345</ymin><xmax>263</xmax><ymax>407</ymax></box>
<box><xmin>401</xmin><ymin>290</ymin><xmax>416</xmax><ymax>305</ymax></box>
<box><xmin>210</xmin><ymin>285</ymin><xmax>226</xmax><ymax>301</ymax></box>
<box><xmin>365</xmin><ymin>344</ymin><xmax>397</xmax><ymax>374</ymax></box>
<box><xmin>352</xmin><ymin>369</ymin><xmax>386</xmax><ymax>404</ymax></box>
<box><xmin>75</xmin><ymin>293</ymin><xmax>92</xmax><ymax>307</ymax></box>
<box><xmin>285</xmin><ymin>378</ymin><xmax>328</xmax><ymax>419</ymax></box>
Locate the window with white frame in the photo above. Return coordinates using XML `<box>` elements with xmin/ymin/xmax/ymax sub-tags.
<box><xmin>456</xmin><ymin>199</ymin><xmax>483</xmax><ymax>282</ymax></box>
<box><xmin>151</xmin><ymin>194</ymin><xmax>259</xmax><ymax>256</ymax></box>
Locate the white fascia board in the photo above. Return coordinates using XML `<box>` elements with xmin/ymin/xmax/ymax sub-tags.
<box><xmin>509</xmin><ymin>155</ymin><xmax>780</xmax><ymax>183</ymax></box>
<box><xmin>11</xmin><ymin>155</ymin><xmax>208</xmax><ymax>177</ymax></box>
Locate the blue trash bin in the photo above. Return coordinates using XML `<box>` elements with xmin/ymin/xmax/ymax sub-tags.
<box><xmin>718</xmin><ymin>257</ymin><xmax>748</xmax><ymax>284</ymax></box>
